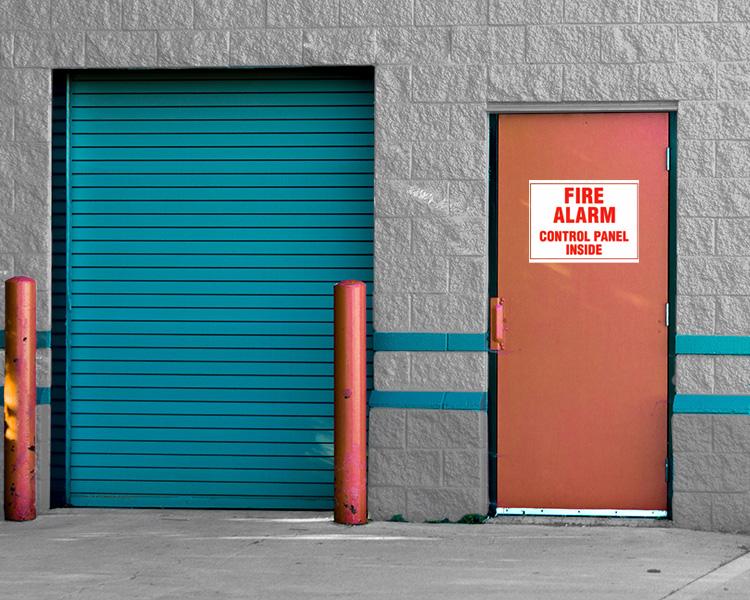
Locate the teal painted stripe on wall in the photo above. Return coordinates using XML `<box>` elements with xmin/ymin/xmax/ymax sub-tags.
<box><xmin>673</xmin><ymin>394</ymin><xmax>750</xmax><ymax>414</ymax></box>
<box><xmin>373</xmin><ymin>332</ymin><xmax>486</xmax><ymax>352</ymax></box>
<box><xmin>0</xmin><ymin>387</ymin><xmax>51</xmax><ymax>405</ymax></box>
<box><xmin>0</xmin><ymin>331</ymin><xmax>51</xmax><ymax>349</ymax></box>
<box><xmin>675</xmin><ymin>335</ymin><xmax>750</xmax><ymax>355</ymax></box>
<box><xmin>369</xmin><ymin>391</ymin><xmax>487</xmax><ymax>411</ymax></box>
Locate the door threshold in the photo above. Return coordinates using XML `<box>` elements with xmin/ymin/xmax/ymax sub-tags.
<box><xmin>496</xmin><ymin>508</ymin><xmax>668</xmax><ymax>518</ymax></box>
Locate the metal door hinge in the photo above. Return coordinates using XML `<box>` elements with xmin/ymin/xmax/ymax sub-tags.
<box><xmin>666</xmin><ymin>147</ymin><xmax>671</xmax><ymax>171</ymax></box>
<box><xmin>665</xmin><ymin>458</ymin><xmax>670</xmax><ymax>483</ymax></box>
<box><xmin>665</xmin><ymin>302</ymin><xmax>670</xmax><ymax>327</ymax></box>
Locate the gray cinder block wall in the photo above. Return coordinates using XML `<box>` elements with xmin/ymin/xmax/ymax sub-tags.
<box><xmin>0</xmin><ymin>0</ymin><xmax>748</xmax><ymax>529</ymax></box>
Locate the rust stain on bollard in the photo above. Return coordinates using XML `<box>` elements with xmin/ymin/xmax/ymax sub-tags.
<box><xmin>4</xmin><ymin>276</ymin><xmax>37</xmax><ymax>521</ymax></box>
<box><xmin>333</xmin><ymin>280</ymin><xmax>367</xmax><ymax>525</ymax></box>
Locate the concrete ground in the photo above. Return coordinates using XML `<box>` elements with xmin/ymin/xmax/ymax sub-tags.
<box><xmin>1</xmin><ymin>510</ymin><xmax>749</xmax><ymax>599</ymax></box>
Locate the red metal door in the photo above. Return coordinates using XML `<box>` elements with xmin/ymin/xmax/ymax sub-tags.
<box><xmin>496</xmin><ymin>113</ymin><xmax>669</xmax><ymax>513</ymax></box>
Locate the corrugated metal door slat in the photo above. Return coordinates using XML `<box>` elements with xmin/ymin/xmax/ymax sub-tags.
<box><xmin>61</xmin><ymin>69</ymin><xmax>373</xmax><ymax>509</ymax></box>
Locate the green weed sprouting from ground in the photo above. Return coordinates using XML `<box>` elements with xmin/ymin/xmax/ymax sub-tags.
<box><xmin>389</xmin><ymin>514</ymin><xmax>407</xmax><ymax>522</ymax></box>
<box><xmin>424</xmin><ymin>513</ymin><xmax>489</xmax><ymax>524</ymax></box>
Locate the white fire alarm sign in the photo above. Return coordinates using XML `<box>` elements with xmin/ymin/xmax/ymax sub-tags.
<box><xmin>529</xmin><ymin>180</ymin><xmax>639</xmax><ymax>263</ymax></box>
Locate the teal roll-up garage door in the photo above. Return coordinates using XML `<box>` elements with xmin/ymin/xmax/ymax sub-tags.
<box><xmin>57</xmin><ymin>69</ymin><xmax>373</xmax><ymax>509</ymax></box>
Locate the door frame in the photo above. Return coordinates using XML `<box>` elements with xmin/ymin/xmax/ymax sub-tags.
<box><xmin>487</xmin><ymin>106</ymin><xmax>677</xmax><ymax>518</ymax></box>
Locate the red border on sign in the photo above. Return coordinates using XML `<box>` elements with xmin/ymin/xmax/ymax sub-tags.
<box><xmin>528</xmin><ymin>180</ymin><xmax>640</xmax><ymax>263</ymax></box>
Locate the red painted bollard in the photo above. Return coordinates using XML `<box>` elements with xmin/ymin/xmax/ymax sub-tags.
<box><xmin>333</xmin><ymin>280</ymin><xmax>367</xmax><ymax>525</ymax></box>
<box><xmin>4</xmin><ymin>276</ymin><xmax>37</xmax><ymax>521</ymax></box>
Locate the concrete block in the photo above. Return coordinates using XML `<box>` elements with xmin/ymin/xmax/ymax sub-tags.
<box><xmin>375</xmin><ymin>217</ymin><xmax>411</xmax><ymax>258</ymax></box>
<box><xmin>641</xmin><ymin>0</ymin><xmax>718</xmax><ymax>23</ymax></box>
<box><xmin>375</xmin><ymin>66</ymin><xmax>410</xmax><ymax>104</ymax></box>
<box><xmin>564</xmin><ymin>0</ymin><xmax>639</xmax><ymax>23</ymax></box>
<box><xmin>672</xmin><ymin>491</ymin><xmax>713</xmax><ymax>531</ymax></box>
<box><xmin>451</xmin><ymin>27</ymin><xmax>525</xmax><ymax>64</ymax></box>
<box><xmin>716</xmin><ymin>296</ymin><xmax>750</xmax><ymax>335</ymax></box>
<box><xmin>526</xmin><ymin>26</ymin><xmax>600</xmax><ymax>63</ymax></box>
<box><xmin>444</xmin><ymin>449</ymin><xmax>484</xmax><ymax>488</ymax></box>
<box><xmin>375</xmin><ymin>180</ymin><xmax>449</xmax><ymax>217</ymax></box>
<box><xmin>678</xmin><ymin>256</ymin><xmax>750</xmax><ymax>295</ymax></box>
<box><xmin>450</xmin><ymin>104</ymin><xmax>487</xmax><ymax>141</ymax></box>
<box><xmin>123</xmin><ymin>0</ymin><xmax>193</xmax><ymax>29</ymax></box>
<box><xmin>13</xmin><ymin>179</ymin><xmax>49</xmax><ymax>222</ymax></box>
<box><xmin>158</xmin><ymin>31</ymin><xmax>229</xmax><ymax>67</ymax></box>
<box><xmin>412</xmin><ymin>65</ymin><xmax>487</xmax><ymax>103</ymax></box>
<box><xmin>376</xmin><ymin>143</ymin><xmax>411</xmax><ymax>179</ymax></box>
<box><xmin>676</xmin><ymin>103</ymin><xmax>721</xmax><ymax>140</ymax></box>
<box><xmin>14</xmin><ymin>104</ymin><xmax>51</xmax><ymax>142</ymax></box>
<box><xmin>229</xmin><ymin>30</ymin><xmax>302</xmax><ymax>66</ymax></box>
<box><xmin>640</xmin><ymin>63</ymin><xmax>716</xmax><ymax>101</ymax></box>
<box><xmin>86</xmin><ymin>31</ymin><xmax>158</xmax><ymax>67</ymax></box>
<box><xmin>341</xmin><ymin>0</ymin><xmax>412</xmax><ymax>26</ymax></box>
<box><xmin>0</xmin><ymin>33</ymin><xmax>12</xmax><ymax>68</ymax></box>
<box><xmin>563</xmin><ymin>64</ymin><xmax>640</xmax><ymax>101</ymax></box>
<box><xmin>601</xmin><ymin>25</ymin><xmax>676</xmax><ymax>63</ymax></box>
<box><xmin>194</xmin><ymin>0</ymin><xmax>264</xmax><ymax>28</ymax></box>
<box><xmin>376</xmin><ymin>103</ymin><xmax>451</xmax><ymax>141</ymax></box>
<box><xmin>675</xmin><ymin>355</ymin><xmax>714</xmax><ymax>395</ymax></box>
<box><xmin>36</xmin><ymin>289</ymin><xmax>51</xmax><ymax>331</ymax></box>
<box><xmin>410</xmin><ymin>352</ymin><xmax>487</xmax><ymax>392</ymax></box>
<box><xmin>0</xmin><ymin>255</ymin><xmax>13</xmax><ymax>282</ymax></box>
<box><xmin>0</xmin><ymin>69</ymin><xmax>49</xmax><ymax>107</ymax></box>
<box><xmin>414</xmin><ymin>0</ymin><xmax>486</xmax><ymax>25</ymax></box>
<box><xmin>488</xmin><ymin>64</ymin><xmax>563</xmax><ymax>102</ymax></box>
<box><xmin>1</xmin><ymin>212</ymin><xmax>49</xmax><ymax>255</ymax></box>
<box><xmin>406</xmin><ymin>487</ymin><xmax>487</xmax><ymax>522</ymax></box>
<box><xmin>716</xmin><ymin>218</ymin><xmax>750</xmax><ymax>255</ymax></box>
<box><xmin>406</xmin><ymin>409</ymin><xmax>483</xmax><ymax>449</ymax></box>
<box><xmin>373</xmin><ymin>351</ymin><xmax>411</xmax><ymax>391</ymax></box>
<box><xmin>677</xmin><ymin>24</ymin><xmax>750</xmax><ymax>61</ymax></box>
<box><xmin>14</xmin><ymin>253</ymin><xmax>50</xmax><ymax>289</ymax></box>
<box><xmin>717</xmin><ymin>141</ymin><xmax>750</xmax><ymax>177</ymax></box>
<box><xmin>675</xmin><ymin>295</ymin><xmax>716</xmax><ymax>335</ymax></box>
<box><xmin>711</xmin><ymin>493</ymin><xmax>750</xmax><ymax>533</ymax></box>
<box><xmin>677</xmin><ymin>218</ymin><xmax>715</xmax><ymax>256</ymax></box>
<box><xmin>412</xmin><ymin>217</ymin><xmax>485</xmax><ymax>256</ymax></box>
<box><xmin>267</xmin><ymin>0</ymin><xmax>338</xmax><ymax>27</ymax></box>
<box><xmin>449</xmin><ymin>180</ymin><xmax>487</xmax><ymax>217</ymax></box>
<box><xmin>412</xmin><ymin>293</ymin><xmax>486</xmax><ymax>332</ymax></box>
<box><xmin>489</xmin><ymin>0</ymin><xmax>563</xmax><ymax>24</ymax></box>
<box><xmin>368</xmin><ymin>408</ymin><xmax>406</xmax><ymax>449</ymax></box>
<box><xmin>714</xmin><ymin>356</ymin><xmax>750</xmax><ymax>394</ymax></box>
<box><xmin>449</xmin><ymin>256</ymin><xmax>486</xmax><ymax>294</ymax></box>
<box><xmin>672</xmin><ymin>414</ymin><xmax>713</xmax><ymax>454</ymax></box>
<box><xmin>36</xmin><ymin>404</ymin><xmax>50</xmax><ymax>513</ymax></box>
<box><xmin>375</xmin><ymin>27</ymin><xmax>450</xmax><ymax>63</ymax></box>
<box><xmin>412</xmin><ymin>142</ymin><xmax>486</xmax><ymax>179</ymax></box>
<box><xmin>720</xmin><ymin>0</ymin><xmax>750</xmax><ymax>21</ymax></box>
<box><xmin>368</xmin><ymin>486</ymin><xmax>406</xmax><ymax>520</ymax></box>
<box><xmin>52</xmin><ymin>0</ymin><xmax>121</xmax><ymax>29</ymax></box>
<box><xmin>374</xmin><ymin>293</ymin><xmax>411</xmax><ymax>331</ymax></box>
<box><xmin>2</xmin><ymin>143</ymin><xmax>50</xmax><ymax>191</ymax></box>
<box><xmin>713</xmin><ymin>416</ymin><xmax>750</xmax><ymax>454</ymax></box>
<box><xmin>719</xmin><ymin>62</ymin><xmax>750</xmax><ymax>100</ymax></box>
<box><xmin>710</xmin><ymin>102</ymin><xmax>750</xmax><ymax>139</ymax></box>
<box><xmin>302</xmin><ymin>28</ymin><xmax>376</xmax><ymax>65</ymax></box>
<box><xmin>673</xmin><ymin>452</ymin><xmax>749</xmax><ymax>493</ymax></box>
<box><xmin>369</xmin><ymin>448</ymin><xmax>442</xmax><ymax>487</ymax></box>
<box><xmin>1</xmin><ymin>0</ymin><xmax>51</xmax><ymax>29</ymax></box>
<box><xmin>36</xmin><ymin>347</ymin><xmax>51</xmax><ymax>388</ymax></box>
<box><xmin>678</xmin><ymin>140</ymin><xmax>715</xmax><ymax>178</ymax></box>
<box><xmin>14</xmin><ymin>32</ymin><xmax>85</xmax><ymax>68</ymax></box>
<box><xmin>678</xmin><ymin>177</ymin><xmax>750</xmax><ymax>218</ymax></box>
<box><xmin>376</xmin><ymin>254</ymin><xmax>448</xmax><ymax>294</ymax></box>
